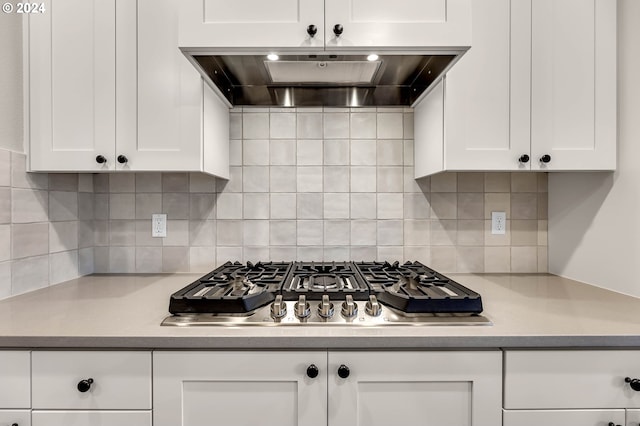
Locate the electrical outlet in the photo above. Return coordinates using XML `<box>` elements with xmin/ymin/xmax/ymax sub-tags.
<box><xmin>152</xmin><ymin>214</ymin><xmax>167</xmax><ymax>237</ymax></box>
<box><xmin>491</xmin><ymin>211</ymin><xmax>506</xmax><ymax>235</ymax></box>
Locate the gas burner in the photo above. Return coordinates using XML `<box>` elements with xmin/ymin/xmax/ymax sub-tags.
<box><xmin>355</xmin><ymin>261</ymin><xmax>483</xmax><ymax>314</ymax></box>
<box><xmin>281</xmin><ymin>262</ymin><xmax>370</xmax><ymax>301</ymax></box>
<box><xmin>168</xmin><ymin>261</ymin><xmax>292</xmax><ymax>314</ymax></box>
<box><xmin>164</xmin><ymin>261</ymin><xmax>488</xmax><ymax>325</ymax></box>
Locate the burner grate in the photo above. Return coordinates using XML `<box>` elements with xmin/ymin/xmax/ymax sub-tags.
<box><xmin>281</xmin><ymin>262</ymin><xmax>370</xmax><ymax>300</ymax></box>
<box><xmin>169</xmin><ymin>261</ymin><xmax>292</xmax><ymax>314</ymax></box>
<box><xmin>355</xmin><ymin>261</ymin><xmax>483</xmax><ymax>314</ymax></box>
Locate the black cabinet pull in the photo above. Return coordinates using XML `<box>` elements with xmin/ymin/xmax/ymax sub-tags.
<box><xmin>307</xmin><ymin>25</ymin><xmax>317</xmax><ymax>37</ymax></box>
<box><xmin>539</xmin><ymin>154</ymin><xmax>551</xmax><ymax>163</ymax></box>
<box><xmin>337</xmin><ymin>364</ymin><xmax>350</xmax><ymax>378</ymax></box>
<box><xmin>333</xmin><ymin>24</ymin><xmax>343</xmax><ymax>36</ymax></box>
<box><xmin>625</xmin><ymin>377</ymin><xmax>640</xmax><ymax>391</ymax></box>
<box><xmin>607</xmin><ymin>423</ymin><xmax>620</xmax><ymax>426</ymax></box>
<box><xmin>117</xmin><ymin>155</ymin><xmax>128</xmax><ymax>164</ymax></box>
<box><xmin>306</xmin><ymin>364</ymin><xmax>319</xmax><ymax>378</ymax></box>
<box><xmin>95</xmin><ymin>155</ymin><xmax>107</xmax><ymax>164</ymax></box>
<box><xmin>518</xmin><ymin>154</ymin><xmax>530</xmax><ymax>164</ymax></box>
<box><xmin>77</xmin><ymin>378</ymin><xmax>94</xmax><ymax>392</ymax></box>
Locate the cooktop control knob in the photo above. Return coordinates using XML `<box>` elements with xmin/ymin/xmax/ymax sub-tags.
<box><xmin>317</xmin><ymin>294</ymin><xmax>335</xmax><ymax>319</ymax></box>
<box><xmin>270</xmin><ymin>295</ymin><xmax>287</xmax><ymax>319</ymax></box>
<box><xmin>341</xmin><ymin>295</ymin><xmax>358</xmax><ymax>319</ymax></box>
<box><xmin>294</xmin><ymin>295</ymin><xmax>311</xmax><ymax>320</ymax></box>
<box><xmin>365</xmin><ymin>295</ymin><xmax>382</xmax><ymax>317</ymax></box>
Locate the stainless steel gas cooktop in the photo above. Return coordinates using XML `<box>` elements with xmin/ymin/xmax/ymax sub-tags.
<box><xmin>162</xmin><ymin>261</ymin><xmax>491</xmax><ymax>327</ymax></box>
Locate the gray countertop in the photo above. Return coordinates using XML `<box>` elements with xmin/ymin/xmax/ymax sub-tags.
<box><xmin>0</xmin><ymin>273</ymin><xmax>639</xmax><ymax>349</ymax></box>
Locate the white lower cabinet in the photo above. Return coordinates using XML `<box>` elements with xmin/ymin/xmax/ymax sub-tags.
<box><xmin>154</xmin><ymin>350</ymin><xmax>502</xmax><ymax>426</ymax></box>
<box><xmin>0</xmin><ymin>352</ymin><xmax>30</xmax><ymax>410</ymax></box>
<box><xmin>504</xmin><ymin>350</ymin><xmax>640</xmax><ymax>426</ymax></box>
<box><xmin>503</xmin><ymin>409</ymin><xmax>625</xmax><ymax>426</ymax></box>
<box><xmin>154</xmin><ymin>351</ymin><xmax>328</xmax><ymax>426</ymax></box>
<box><xmin>31</xmin><ymin>411</ymin><xmax>151</xmax><ymax>426</ymax></box>
<box><xmin>328</xmin><ymin>351</ymin><xmax>502</xmax><ymax>426</ymax></box>
<box><xmin>31</xmin><ymin>351</ymin><xmax>152</xmax><ymax>410</ymax></box>
<box><xmin>0</xmin><ymin>410</ymin><xmax>31</xmax><ymax>426</ymax></box>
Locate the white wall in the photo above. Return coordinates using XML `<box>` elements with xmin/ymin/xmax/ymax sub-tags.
<box><xmin>0</xmin><ymin>12</ymin><xmax>23</xmax><ymax>152</ymax></box>
<box><xmin>548</xmin><ymin>0</ymin><xmax>640</xmax><ymax>296</ymax></box>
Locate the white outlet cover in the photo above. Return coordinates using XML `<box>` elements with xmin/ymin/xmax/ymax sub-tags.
<box><xmin>152</xmin><ymin>214</ymin><xmax>167</xmax><ymax>238</ymax></box>
<box><xmin>491</xmin><ymin>211</ymin><xmax>506</xmax><ymax>235</ymax></box>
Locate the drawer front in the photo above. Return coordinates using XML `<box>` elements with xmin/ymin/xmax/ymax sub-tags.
<box><xmin>0</xmin><ymin>410</ymin><xmax>31</xmax><ymax>426</ymax></box>
<box><xmin>0</xmin><ymin>352</ymin><xmax>30</xmax><ymax>408</ymax></box>
<box><xmin>503</xmin><ymin>409</ymin><xmax>624</xmax><ymax>426</ymax></box>
<box><xmin>505</xmin><ymin>350</ymin><xmax>640</xmax><ymax>409</ymax></box>
<box><xmin>32</xmin><ymin>411</ymin><xmax>151</xmax><ymax>426</ymax></box>
<box><xmin>32</xmin><ymin>351</ymin><xmax>151</xmax><ymax>409</ymax></box>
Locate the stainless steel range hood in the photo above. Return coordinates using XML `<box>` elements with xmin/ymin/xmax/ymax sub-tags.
<box><xmin>184</xmin><ymin>52</ymin><xmax>464</xmax><ymax>107</ymax></box>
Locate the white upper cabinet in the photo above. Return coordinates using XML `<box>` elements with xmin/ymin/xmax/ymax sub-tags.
<box><xmin>530</xmin><ymin>0</ymin><xmax>616</xmax><ymax>171</ymax></box>
<box><xmin>179</xmin><ymin>0</ymin><xmax>471</xmax><ymax>50</ymax></box>
<box><xmin>324</xmin><ymin>0</ymin><xmax>471</xmax><ymax>48</ymax></box>
<box><xmin>414</xmin><ymin>0</ymin><xmax>616</xmax><ymax>176</ymax></box>
<box><xmin>28</xmin><ymin>0</ymin><xmax>117</xmax><ymax>172</ymax></box>
<box><xmin>179</xmin><ymin>0</ymin><xmax>326</xmax><ymax>49</ymax></box>
<box><xmin>27</xmin><ymin>0</ymin><xmax>229</xmax><ymax>177</ymax></box>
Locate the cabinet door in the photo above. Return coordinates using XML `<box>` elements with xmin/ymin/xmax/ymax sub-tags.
<box><xmin>32</xmin><ymin>351</ymin><xmax>151</xmax><ymax>410</ymax></box>
<box><xmin>154</xmin><ymin>351</ymin><xmax>327</xmax><ymax>426</ymax></box>
<box><xmin>414</xmin><ymin>79</ymin><xmax>444</xmax><ymax>178</ymax></box>
<box><xmin>28</xmin><ymin>0</ymin><xmax>116</xmax><ymax>171</ymax></box>
<box><xmin>324</xmin><ymin>0</ymin><xmax>471</xmax><ymax>48</ymax></box>
<box><xmin>116</xmin><ymin>0</ymin><xmax>203</xmax><ymax>171</ymax></box>
<box><xmin>531</xmin><ymin>0</ymin><xmax>616</xmax><ymax>171</ymax></box>
<box><xmin>32</xmin><ymin>411</ymin><xmax>151</xmax><ymax>426</ymax></box>
<box><xmin>503</xmin><ymin>409</ymin><xmax>624</xmax><ymax>426</ymax></box>
<box><xmin>179</xmin><ymin>0</ymin><xmax>325</xmax><ymax>49</ymax></box>
<box><xmin>328</xmin><ymin>351</ymin><xmax>502</xmax><ymax>426</ymax></box>
<box><xmin>0</xmin><ymin>410</ymin><xmax>31</xmax><ymax>426</ymax></box>
<box><xmin>627</xmin><ymin>409</ymin><xmax>640</xmax><ymax>424</ymax></box>
<box><xmin>0</xmin><ymin>351</ymin><xmax>30</xmax><ymax>409</ymax></box>
<box><xmin>444</xmin><ymin>0</ymin><xmax>531</xmax><ymax>171</ymax></box>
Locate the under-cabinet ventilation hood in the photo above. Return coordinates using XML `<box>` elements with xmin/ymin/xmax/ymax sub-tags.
<box><xmin>183</xmin><ymin>52</ymin><xmax>464</xmax><ymax>107</ymax></box>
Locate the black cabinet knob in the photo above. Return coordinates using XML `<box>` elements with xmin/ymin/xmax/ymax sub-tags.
<box><xmin>540</xmin><ymin>154</ymin><xmax>551</xmax><ymax>163</ymax></box>
<box><xmin>95</xmin><ymin>155</ymin><xmax>107</xmax><ymax>164</ymax></box>
<box><xmin>518</xmin><ymin>154</ymin><xmax>530</xmax><ymax>164</ymax></box>
<box><xmin>625</xmin><ymin>377</ymin><xmax>640</xmax><ymax>391</ymax></box>
<box><xmin>306</xmin><ymin>364</ymin><xmax>319</xmax><ymax>378</ymax></box>
<box><xmin>333</xmin><ymin>24</ymin><xmax>343</xmax><ymax>36</ymax></box>
<box><xmin>307</xmin><ymin>25</ymin><xmax>317</xmax><ymax>37</ymax></box>
<box><xmin>608</xmin><ymin>423</ymin><xmax>621</xmax><ymax>426</ymax></box>
<box><xmin>337</xmin><ymin>364</ymin><xmax>350</xmax><ymax>379</ymax></box>
<box><xmin>77</xmin><ymin>378</ymin><xmax>94</xmax><ymax>392</ymax></box>
<box><xmin>11</xmin><ymin>423</ymin><xmax>18</xmax><ymax>426</ymax></box>
<box><xmin>117</xmin><ymin>155</ymin><xmax>128</xmax><ymax>164</ymax></box>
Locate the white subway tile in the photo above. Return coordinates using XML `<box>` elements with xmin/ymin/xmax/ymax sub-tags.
<box><xmin>11</xmin><ymin>255</ymin><xmax>49</xmax><ymax>295</ymax></box>
<box><xmin>135</xmin><ymin>173</ymin><xmax>162</xmax><ymax>192</ymax></box>
<box><xmin>270</xmin><ymin>220</ymin><xmax>297</xmax><ymax>246</ymax></box>
<box><xmin>323</xmin><ymin>193</ymin><xmax>349</xmax><ymax>219</ymax></box>
<box><xmin>377</xmin><ymin>112</ymin><xmax>403</xmax><ymax>139</ymax></box>
<box><xmin>216</xmin><ymin>220</ymin><xmax>243</xmax><ymax>246</ymax></box>
<box><xmin>12</xmin><ymin>223</ymin><xmax>49</xmax><ymax>259</ymax></box>
<box><xmin>377</xmin><ymin>193</ymin><xmax>403</xmax><ymax>219</ymax></box>
<box><xmin>297</xmin><ymin>140</ymin><xmax>323</xmax><ymax>165</ymax></box>
<box><xmin>296</xmin><ymin>167</ymin><xmax>323</xmax><ymax>192</ymax></box>
<box><xmin>243</xmin><ymin>193</ymin><xmax>270</xmax><ymax>219</ymax></box>
<box><xmin>270</xmin><ymin>140</ymin><xmax>296</xmax><ymax>165</ymax></box>
<box><xmin>350</xmin><ymin>193</ymin><xmax>376</xmax><ymax>219</ymax></box>
<box><xmin>377</xmin><ymin>220</ymin><xmax>403</xmax><ymax>246</ymax></box>
<box><xmin>243</xmin><ymin>220</ymin><xmax>269</xmax><ymax>246</ymax></box>
<box><xmin>162</xmin><ymin>193</ymin><xmax>189</xmax><ymax>220</ymax></box>
<box><xmin>243</xmin><ymin>140</ymin><xmax>270</xmax><ymax>165</ymax></box>
<box><xmin>243</xmin><ymin>113</ymin><xmax>270</xmax><ymax>139</ymax></box>
<box><xmin>297</xmin><ymin>220</ymin><xmax>323</xmax><ymax>245</ymax></box>
<box><xmin>323</xmin><ymin>113</ymin><xmax>350</xmax><ymax>139</ymax></box>
<box><xmin>350</xmin><ymin>167</ymin><xmax>376</xmax><ymax>192</ymax></box>
<box><xmin>324</xmin><ymin>220</ymin><xmax>350</xmax><ymax>246</ymax></box>
<box><xmin>135</xmin><ymin>247</ymin><xmax>163</xmax><ymax>273</ymax></box>
<box><xmin>377</xmin><ymin>140</ymin><xmax>403</xmax><ymax>165</ymax></box>
<box><xmin>377</xmin><ymin>167</ymin><xmax>403</xmax><ymax>192</ymax></box>
<box><xmin>162</xmin><ymin>246</ymin><xmax>190</xmax><ymax>272</ymax></box>
<box><xmin>350</xmin><ymin>112</ymin><xmax>376</xmax><ymax>139</ymax></box>
<box><xmin>270</xmin><ymin>112</ymin><xmax>296</xmax><ymax>139</ymax></box>
<box><xmin>50</xmin><ymin>250</ymin><xmax>79</xmax><ymax>285</ymax></box>
<box><xmin>350</xmin><ymin>140</ymin><xmax>376</xmax><ymax>165</ymax></box>
<box><xmin>270</xmin><ymin>166</ymin><xmax>297</xmax><ymax>193</ymax></box>
<box><xmin>297</xmin><ymin>193</ymin><xmax>323</xmax><ymax>219</ymax></box>
<box><xmin>297</xmin><ymin>112</ymin><xmax>323</xmax><ymax>139</ymax></box>
<box><xmin>243</xmin><ymin>166</ymin><xmax>270</xmax><ymax>192</ymax></box>
<box><xmin>323</xmin><ymin>166</ymin><xmax>349</xmax><ymax>193</ymax></box>
<box><xmin>350</xmin><ymin>220</ymin><xmax>376</xmax><ymax>246</ymax></box>
<box><xmin>324</xmin><ymin>139</ymin><xmax>349</xmax><ymax>165</ymax></box>
<box><xmin>270</xmin><ymin>193</ymin><xmax>297</xmax><ymax>219</ymax></box>
<box><xmin>49</xmin><ymin>221</ymin><xmax>79</xmax><ymax>253</ymax></box>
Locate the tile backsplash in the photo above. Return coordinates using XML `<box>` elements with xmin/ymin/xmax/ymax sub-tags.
<box><xmin>94</xmin><ymin>107</ymin><xmax>548</xmax><ymax>274</ymax></box>
<box><xmin>0</xmin><ymin>149</ymin><xmax>93</xmax><ymax>298</ymax></box>
<box><xmin>0</xmin><ymin>107</ymin><xmax>548</xmax><ymax>298</ymax></box>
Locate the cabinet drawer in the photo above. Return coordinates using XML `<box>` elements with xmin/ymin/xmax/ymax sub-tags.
<box><xmin>32</xmin><ymin>411</ymin><xmax>151</xmax><ymax>426</ymax></box>
<box><xmin>0</xmin><ymin>352</ymin><xmax>30</xmax><ymax>408</ymax></box>
<box><xmin>0</xmin><ymin>410</ymin><xmax>31</xmax><ymax>426</ymax></box>
<box><xmin>503</xmin><ymin>409</ymin><xmax>624</xmax><ymax>426</ymax></box>
<box><xmin>505</xmin><ymin>350</ymin><xmax>640</xmax><ymax>409</ymax></box>
<box><xmin>32</xmin><ymin>351</ymin><xmax>151</xmax><ymax>409</ymax></box>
